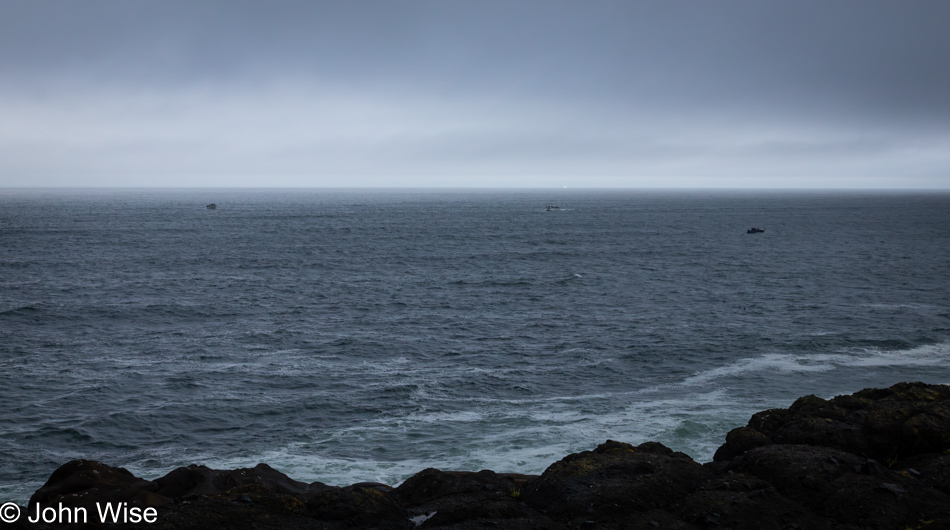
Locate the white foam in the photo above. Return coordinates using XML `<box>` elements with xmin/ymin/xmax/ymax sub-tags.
<box><xmin>400</xmin><ymin>410</ymin><xmax>486</xmax><ymax>424</ymax></box>
<box><xmin>860</xmin><ymin>303</ymin><xmax>927</xmax><ymax>310</ymax></box>
<box><xmin>193</xmin><ymin>388</ymin><xmax>745</xmax><ymax>487</ymax></box>
<box><xmin>841</xmin><ymin>342</ymin><xmax>950</xmax><ymax>367</ymax></box>
<box><xmin>679</xmin><ymin>341</ymin><xmax>950</xmax><ymax>387</ymax></box>
<box><xmin>682</xmin><ymin>353</ymin><xmax>837</xmax><ymax>386</ymax></box>
<box><xmin>193</xmin><ymin>443</ymin><xmax>572</xmax><ymax>488</ymax></box>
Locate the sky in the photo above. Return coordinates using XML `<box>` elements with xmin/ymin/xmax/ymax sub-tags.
<box><xmin>1</xmin><ymin>1</ymin><xmax>948</xmax><ymax>189</ymax></box>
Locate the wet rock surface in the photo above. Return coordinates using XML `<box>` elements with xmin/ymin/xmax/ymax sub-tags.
<box><xmin>522</xmin><ymin>440</ymin><xmax>711</xmax><ymax>527</ymax></box>
<box><xmin>12</xmin><ymin>382</ymin><xmax>950</xmax><ymax>529</ymax></box>
<box><xmin>725</xmin><ymin>382</ymin><xmax>950</xmax><ymax>463</ymax></box>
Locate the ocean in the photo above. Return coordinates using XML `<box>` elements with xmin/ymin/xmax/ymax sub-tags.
<box><xmin>2</xmin><ymin>189</ymin><xmax>949</xmax><ymax>503</ymax></box>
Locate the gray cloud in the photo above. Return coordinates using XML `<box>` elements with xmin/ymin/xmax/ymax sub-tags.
<box><xmin>1</xmin><ymin>1</ymin><xmax>948</xmax><ymax>187</ymax></box>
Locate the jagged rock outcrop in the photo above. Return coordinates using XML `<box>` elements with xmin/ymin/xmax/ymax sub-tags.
<box><xmin>395</xmin><ymin>469</ymin><xmax>560</xmax><ymax>529</ymax></box>
<box><xmin>28</xmin><ymin>459</ymin><xmax>169</xmax><ymax>511</ymax></box>
<box><xmin>522</xmin><ymin>440</ymin><xmax>710</xmax><ymax>527</ymax></box>
<box><xmin>714</xmin><ymin>382</ymin><xmax>950</xmax><ymax>463</ymax></box>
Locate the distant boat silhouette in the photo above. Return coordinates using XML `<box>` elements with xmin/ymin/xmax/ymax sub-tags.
<box><xmin>206</xmin><ymin>203</ymin><xmax>217</xmax><ymax>210</ymax></box>
<box><xmin>747</xmin><ymin>227</ymin><xmax>765</xmax><ymax>234</ymax></box>
<box><xmin>546</xmin><ymin>205</ymin><xmax>561</xmax><ymax>211</ymax></box>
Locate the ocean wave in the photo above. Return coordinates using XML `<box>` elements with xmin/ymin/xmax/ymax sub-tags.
<box><xmin>0</xmin><ymin>303</ymin><xmax>40</xmax><ymax>316</ymax></box>
<box><xmin>842</xmin><ymin>341</ymin><xmax>950</xmax><ymax>367</ymax></box>
<box><xmin>679</xmin><ymin>341</ymin><xmax>950</xmax><ymax>387</ymax></box>
<box><xmin>681</xmin><ymin>353</ymin><xmax>838</xmax><ymax>386</ymax></box>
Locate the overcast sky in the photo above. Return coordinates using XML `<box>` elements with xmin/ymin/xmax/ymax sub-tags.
<box><xmin>1</xmin><ymin>1</ymin><xmax>948</xmax><ymax>188</ymax></box>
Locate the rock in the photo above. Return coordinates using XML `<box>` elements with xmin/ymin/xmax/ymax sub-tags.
<box><xmin>522</xmin><ymin>440</ymin><xmax>711</xmax><ymax>528</ymax></box>
<box><xmin>396</xmin><ymin>469</ymin><xmax>520</xmax><ymax>506</ymax></box>
<box><xmin>721</xmin><ymin>445</ymin><xmax>865</xmax><ymax>511</ymax></box>
<box><xmin>712</xmin><ymin>426</ymin><xmax>774</xmax><ymax>461</ymax></box>
<box><xmin>713</xmin><ymin>382</ymin><xmax>950</xmax><ymax>463</ymax></box>
<box><xmin>496</xmin><ymin>473</ymin><xmax>537</xmax><ymax>488</ymax></box>
<box><xmin>347</xmin><ymin>481</ymin><xmax>394</xmax><ymax>493</ymax></box>
<box><xmin>152</xmin><ymin>465</ymin><xmax>221</xmax><ymax>498</ymax></box>
<box><xmin>395</xmin><ymin>468</ymin><xmax>560</xmax><ymax>528</ymax></box>
<box><xmin>673</xmin><ymin>472</ymin><xmax>820</xmax><ymax>530</ymax></box>
<box><xmin>724</xmin><ymin>444</ymin><xmax>950</xmax><ymax>528</ymax></box>
<box><xmin>303</xmin><ymin>483</ymin><xmax>405</xmax><ymax>528</ymax></box>
<box><xmin>28</xmin><ymin>460</ymin><xmax>321</xmax><ymax>529</ymax></box>
<box><xmin>897</xmin><ymin>454</ymin><xmax>950</xmax><ymax>495</ymax></box>
<box><xmin>148</xmin><ymin>462</ymin><xmax>311</xmax><ymax>500</ymax></box>
<box><xmin>29</xmin><ymin>459</ymin><xmax>170</xmax><ymax>511</ymax></box>
<box><xmin>209</xmin><ymin>463</ymin><xmax>310</xmax><ymax>495</ymax></box>
<box><xmin>143</xmin><ymin>483</ymin><xmax>318</xmax><ymax>530</ymax></box>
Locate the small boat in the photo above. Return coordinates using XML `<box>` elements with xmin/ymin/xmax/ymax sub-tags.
<box><xmin>747</xmin><ymin>227</ymin><xmax>765</xmax><ymax>234</ymax></box>
<box><xmin>546</xmin><ymin>205</ymin><xmax>561</xmax><ymax>211</ymax></box>
<box><xmin>206</xmin><ymin>203</ymin><xmax>217</xmax><ymax>210</ymax></box>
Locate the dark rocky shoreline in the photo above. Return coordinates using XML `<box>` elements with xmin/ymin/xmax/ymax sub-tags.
<box><xmin>11</xmin><ymin>382</ymin><xmax>950</xmax><ymax>529</ymax></box>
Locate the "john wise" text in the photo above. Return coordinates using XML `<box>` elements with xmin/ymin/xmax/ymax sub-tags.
<box><xmin>28</xmin><ymin>502</ymin><xmax>157</xmax><ymax>524</ymax></box>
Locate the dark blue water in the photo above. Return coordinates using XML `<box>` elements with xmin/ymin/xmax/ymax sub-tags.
<box><xmin>2</xmin><ymin>189</ymin><xmax>949</xmax><ymax>503</ymax></box>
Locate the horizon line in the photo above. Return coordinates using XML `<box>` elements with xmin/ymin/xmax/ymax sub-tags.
<box><xmin>2</xmin><ymin>186</ymin><xmax>949</xmax><ymax>192</ymax></box>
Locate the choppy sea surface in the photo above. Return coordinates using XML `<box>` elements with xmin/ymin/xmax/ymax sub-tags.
<box><xmin>2</xmin><ymin>189</ymin><xmax>949</xmax><ymax>503</ymax></box>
